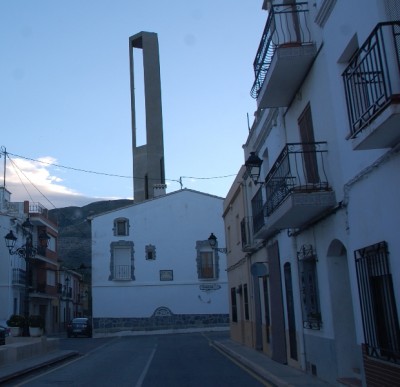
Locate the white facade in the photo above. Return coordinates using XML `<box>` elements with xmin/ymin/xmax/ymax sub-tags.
<box><xmin>234</xmin><ymin>1</ymin><xmax>400</xmax><ymax>385</ymax></box>
<box><xmin>91</xmin><ymin>189</ymin><xmax>228</xmax><ymax>334</ymax></box>
<box><xmin>0</xmin><ymin>213</ymin><xmax>26</xmax><ymax>322</ymax></box>
<box><xmin>0</xmin><ymin>188</ymin><xmax>30</xmax><ymax>322</ymax></box>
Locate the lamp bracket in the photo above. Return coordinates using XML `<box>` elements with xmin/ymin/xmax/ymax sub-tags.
<box><xmin>213</xmin><ymin>247</ymin><xmax>227</xmax><ymax>254</ymax></box>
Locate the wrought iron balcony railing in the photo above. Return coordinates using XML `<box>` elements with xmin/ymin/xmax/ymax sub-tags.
<box><xmin>113</xmin><ymin>265</ymin><xmax>131</xmax><ymax>280</ymax></box>
<box><xmin>251</xmin><ymin>2</ymin><xmax>312</xmax><ymax>99</ymax></box>
<box><xmin>343</xmin><ymin>22</ymin><xmax>400</xmax><ymax>138</ymax></box>
<box><xmin>264</xmin><ymin>142</ymin><xmax>330</xmax><ymax>216</ymax></box>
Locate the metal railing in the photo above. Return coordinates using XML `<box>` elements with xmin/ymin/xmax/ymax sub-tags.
<box><xmin>251</xmin><ymin>2</ymin><xmax>312</xmax><ymax>99</ymax></box>
<box><xmin>113</xmin><ymin>265</ymin><xmax>131</xmax><ymax>280</ymax></box>
<box><xmin>264</xmin><ymin>142</ymin><xmax>330</xmax><ymax>216</ymax></box>
<box><xmin>343</xmin><ymin>22</ymin><xmax>400</xmax><ymax>137</ymax></box>
<box><xmin>29</xmin><ymin>202</ymin><xmax>48</xmax><ymax>215</ymax></box>
<box><xmin>355</xmin><ymin>241</ymin><xmax>400</xmax><ymax>364</ymax></box>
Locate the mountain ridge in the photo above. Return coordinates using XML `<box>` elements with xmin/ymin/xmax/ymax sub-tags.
<box><xmin>49</xmin><ymin>199</ymin><xmax>133</xmax><ymax>270</ymax></box>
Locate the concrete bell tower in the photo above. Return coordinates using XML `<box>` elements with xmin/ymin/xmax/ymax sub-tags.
<box><xmin>129</xmin><ymin>32</ymin><xmax>166</xmax><ymax>203</ymax></box>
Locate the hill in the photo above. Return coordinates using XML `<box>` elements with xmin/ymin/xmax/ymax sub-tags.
<box><xmin>49</xmin><ymin>199</ymin><xmax>133</xmax><ymax>270</ymax></box>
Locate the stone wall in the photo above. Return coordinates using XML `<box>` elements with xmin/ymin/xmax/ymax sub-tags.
<box><xmin>93</xmin><ymin>313</ymin><xmax>229</xmax><ymax>334</ymax></box>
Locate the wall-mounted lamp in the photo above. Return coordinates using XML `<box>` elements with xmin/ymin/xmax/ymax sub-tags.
<box><xmin>245</xmin><ymin>152</ymin><xmax>264</xmax><ymax>185</ymax></box>
<box><xmin>208</xmin><ymin>233</ymin><xmax>227</xmax><ymax>254</ymax></box>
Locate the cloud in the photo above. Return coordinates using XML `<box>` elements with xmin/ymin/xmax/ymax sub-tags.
<box><xmin>3</xmin><ymin>156</ymin><xmax>114</xmax><ymax>208</ymax></box>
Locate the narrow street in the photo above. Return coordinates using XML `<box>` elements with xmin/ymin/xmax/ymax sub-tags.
<box><xmin>6</xmin><ymin>332</ymin><xmax>269</xmax><ymax>387</ymax></box>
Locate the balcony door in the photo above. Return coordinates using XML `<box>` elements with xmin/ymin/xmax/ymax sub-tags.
<box><xmin>298</xmin><ymin>103</ymin><xmax>319</xmax><ymax>184</ymax></box>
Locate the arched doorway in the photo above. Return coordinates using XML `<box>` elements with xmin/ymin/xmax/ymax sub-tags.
<box><xmin>327</xmin><ymin>239</ymin><xmax>360</xmax><ymax>379</ymax></box>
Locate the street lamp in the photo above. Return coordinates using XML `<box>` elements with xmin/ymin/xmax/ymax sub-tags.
<box><xmin>208</xmin><ymin>233</ymin><xmax>227</xmax><ymax>254</ymax></box>
<box><xmin>245</xmin><ymin>152</ymin><xmax>263</xmax><ymax>184</ymax></box>
<box><xmin>4</xmin><ymin>218</ymin><xmax>50</xmax><ymax>336</ymax></box>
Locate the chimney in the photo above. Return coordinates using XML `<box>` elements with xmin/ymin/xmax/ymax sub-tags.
<box><xmin>153</xmin><ymin>184</ymin><xmax>167</xmax><ymax>198</ymax></box>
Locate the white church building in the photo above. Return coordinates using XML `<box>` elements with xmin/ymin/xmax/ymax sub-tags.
<box><xmin>90</xmin><ymin>189</ymin><xmax>229</xmax><ymax>335</ymax></box>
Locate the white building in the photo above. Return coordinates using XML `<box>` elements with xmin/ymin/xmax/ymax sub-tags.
<box><xmin>90</xmin><ymin>189</ymin><xmax>229</xmax><ymax>334</ymax></box>
<box><xmin>227</xmin><ymin>1</ymin><xmax>400</xmax><ymax>386</ymax></box>
<box><xmin>0</xmin><ymin>187</ymin><xmax>60</xmax><ymax>334</ymax></box>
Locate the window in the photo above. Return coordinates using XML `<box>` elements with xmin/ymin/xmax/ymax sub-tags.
<box><xmin>243</xmin><ymin>284</ymin><xmax>249</xmax><ymax>320</ymax></box>
<box><xmin>252</xmin><ymin>187</ymin><xmax>265</xmax><ymax>234</ymax></box>
<box><xmin>145</xmin><ymin>244</ymin><xmax>156</xmax><ymax>260</ymax></box>
<box><xmin>262</xmin><ymin>276</ymin><xmax>271</xmax><ymax>343</ymax></box>
<box><xmin>196</xmin><ymin>240</ymin><xmax>219</xmax><ymax>280</ymax></box>
<box><xmin>355</xmin><ymin>241</ymin><xmax>400</xmax><ymax>363</ymax></box>
<box><xmin>113</xmin><ymin>218</ymin><xmax>129</xmax><ymax>236</ymax></box>
<box><xmin>298</xmin><ymin>244</ymin><xmax>322</xmax><ymax>329</ymax></box>
<box><xmin>109</xmin><ymin>241</ymin><xmax>134</xmax><ymax>281</ymax></box>
<box><xmin>231</xmin><ymin>287</ymin><xmax>238</xmax><ymax>323</ymax></box>
<box><xmin>199</xmin><ymin>252</ymin><xmax>214</xmax><ymax>279</ymax></box>
<box><xmin>46</xmin><ymin>270</ymin><xmax>56</xmax><ymax>287</ymax></box>
<box><xmin>284</xmin><ymin>262</ymin><xmax>298</xmax><ymax>360</ymax></box>
<box><xmin>298</xmin><ymin>104</ymin><xmax>319</xmax><ymax>184</ymax></box>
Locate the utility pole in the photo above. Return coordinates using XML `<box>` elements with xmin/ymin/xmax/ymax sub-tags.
<box><xmin>1</xmin><ymin>146</ymin><xmax>6</xmax><ymax>188</ymax></box>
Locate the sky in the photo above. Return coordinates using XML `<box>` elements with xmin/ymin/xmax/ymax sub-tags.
<box><xmin>0</xmin><ymin>1</ymin><xmax>267</xmax><ymax>209</ymax></box>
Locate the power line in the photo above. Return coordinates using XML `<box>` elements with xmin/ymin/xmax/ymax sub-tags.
<box><xmin>7</xmin><ymin>154</ymin><xmax>58</xmax><ymax>209</ymax></box>
<box><xmin>6</xmin><ymin>150</ymin><xmax>237</xmax><ymax>183</ymax></box>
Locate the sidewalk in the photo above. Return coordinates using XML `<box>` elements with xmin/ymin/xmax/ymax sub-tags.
<box><xmin>212</xmin><ymin>338</ymin><xmax>333</xmax><ymax>386</ymax></box>
<box><xmin>0</xmin><ymin>336</ymin><xmax>334</xmax><ymax>386</ymax></box>
<box><xmin>0</xmin><ymin>349</ymin><xmax>79</xmax><ymax>384</ymax></box>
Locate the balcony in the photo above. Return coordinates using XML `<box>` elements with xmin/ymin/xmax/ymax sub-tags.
<box><xmin>250</xmin><ymin>2</ymin><xmax>317</xmax><ymax>108</ymax></box>
<box><xmin>255</xmin><ymin>142</ymin><xmax>336</xmax><ymax>238</ymax></box>
<box><xmin>343</xmin><ymin>22</ymin><xmax>400</xmax><ymax>150</ymax></box>
<box><xmin>113</xmin><ymin>265</ymin><xmax>131</xmax><ymax>281</ymax></box>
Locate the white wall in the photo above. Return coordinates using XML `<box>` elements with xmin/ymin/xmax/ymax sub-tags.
<box><xmin>92</xmin><ymin>189</ymin><xmax>228</xmax><ymax>319</ymax></box>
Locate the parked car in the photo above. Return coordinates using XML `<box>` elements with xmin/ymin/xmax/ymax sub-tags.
<box><xmin>0</xmin><ymin>320</ymin><xmax>10</xmax><ymax>337</ymax></box>
<box><xmin>67</xmin><ymin>317</ymin><xmax>92</xmax><ymax>338</ymax></box>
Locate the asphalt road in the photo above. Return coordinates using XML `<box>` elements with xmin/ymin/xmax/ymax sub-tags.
<box><xmin>10</xmin><ymin>332</ymin><xmax>267</xmax><ymax>386</ymax></box>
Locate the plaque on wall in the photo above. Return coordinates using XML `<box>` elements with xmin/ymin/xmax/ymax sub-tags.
<box><xmin>160</xmin><ymin>270</ymin><xmax>173</xmax><ymax>281</ymax></box>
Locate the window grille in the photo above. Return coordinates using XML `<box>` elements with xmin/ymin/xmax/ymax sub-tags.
<box><xmin>298</xmin><ymin>244</ymin><xmax>322</xmax><ymax>329</ymax></box>
<box><xmin>355</xmin><ymin>241</ymin><xmax>400</xmax><ymax>363</ymax></box>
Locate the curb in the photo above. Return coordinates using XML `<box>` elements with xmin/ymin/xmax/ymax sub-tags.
<box><xmin>211</xmin><ymin>341</ymin><xmax>284</xmax><ymax>387</ymax></box>
<box><xmin>0</xmin><ymin>350</ymin><xmax>79</xmax><ymax>384</ymax></box>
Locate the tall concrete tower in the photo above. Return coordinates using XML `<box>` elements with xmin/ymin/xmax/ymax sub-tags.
<box><xmin>129</xmin><ymin>32</ymin><xmax>166</xmax><ymax>203</ymax></box>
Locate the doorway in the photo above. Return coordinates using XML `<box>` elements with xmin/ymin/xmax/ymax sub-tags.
<box><xmin>327</xmin><ymin>239</ymin><xmax>360</xmax><ymax>378</ymax></box>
